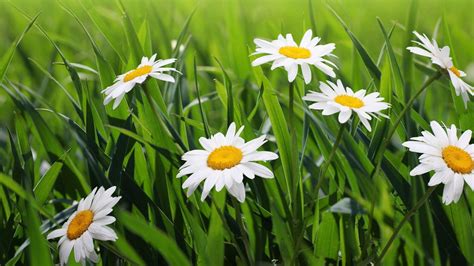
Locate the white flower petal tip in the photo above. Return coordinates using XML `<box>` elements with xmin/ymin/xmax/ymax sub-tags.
<box><xmin>102</xmin><ymin>54</ymin><xmax>179</xmax><ymax>109</ymax></box>
<box><xmin>177</xmin><ymin>123</ymin><xmax>278</xmax><ymax>202</ymax></box>
<box><xmin>251</xmin><ymin>29</ymin><xmax>336</xmax><ymax>84</ymax></box>
<box><xmin>47</xmin><ymin>186</ymin><xmax>120</xmax><ymax>265</ymax></box>
<box><xmin>408</xmin><ymin>31</ymin><xmax>473</xmax><ymax>106</ymax></box>
<box><xmin>403</xmin><ymin>121</ymin><xmax>474</xmax><ymax>205</ymax></box>
<box><xmin>303</xmin><ymin>79</ymin><xmax>390</xmax><ymax>131</ymax></box>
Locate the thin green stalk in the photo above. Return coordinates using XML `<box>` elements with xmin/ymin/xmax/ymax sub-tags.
<box><xmin>288</xmin><ymin>81</ymin><xmax>298</xmax><ymax>203</ymax></box>
<box><xmin>295</xmin><ymin>123</ymin><xmax>347</xmax><ymax>264</ymax></box>
<box><xmin>295</xmin><ymin>123</ymin><xmax>346</xmax><ymax>263</ymax></box>
<box><xmin>373</xmin><ymin>71</ymin><xmax>442</xmax><ymax>170</ymax></box>
<box><xmin>232</xmin><ymin>199</ymin><xmax>254</xmax><ymax>265</ymax></box>
<box><xmin>375</xmin><ymin>186</ymin><xmax>437</xmax><ymax>264</ymax></box>
<box><xmin>210</xmin><ymin>196</ymin><xmax>249</xmax><ymax>266</ymax></box>
<box><xmin>362</xmin><ymin>70</ymin><xmax>442</xmax><ymax>259</ymax></box>
<box><xmin>313</xmin><ymin>123</ymin><xmax>346</xmax><ymax>196</ymax></box>
<box><xmin>288</xmin><ymin>81</ymin><xmax>301</xmax><ymax>263</ymax></box>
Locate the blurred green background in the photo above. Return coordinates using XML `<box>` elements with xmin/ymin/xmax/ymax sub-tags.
<box><xmin>1</xmin><ymin>0</ymin><xmax>474</xmax><ymax>265</ymax></box>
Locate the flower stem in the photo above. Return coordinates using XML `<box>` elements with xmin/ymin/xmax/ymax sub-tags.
<box><xmin>232</xmin><ymin>198</ymin><xmax>254</xmax><ymax>265</ymax></box>
<box><xmin>288</xmin><ymin>81</ymin><xmax>303</xmax><ymax>264</ymax></box>
<box><xmin>374</xmin><ymin>186</ymin><xmax>437</xmax><ymax>264</ymax></box>
<box><xmin>313</xmin><ymin>123</ymin><xmax>346</xmax><ymax>196</ymax></box>
<box><xmin>288</xmin><ymin>82</ymin><xmax>299</xmax><ymax>204</ymax></box>
<box><xmin>379</xmin><ymin>71</ymin><xmax>442</xmax><ymax>156</ymax></box>
<box><xmin>363</xmin><ymin>71</ymin><xmax>442</xmax><ymax>260</ymax></box>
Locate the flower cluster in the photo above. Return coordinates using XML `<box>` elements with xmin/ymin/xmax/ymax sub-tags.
<box><xmin>45</xmin><ymin>28</ymin><xmax>473</xmax><ymax>265</ymax></box>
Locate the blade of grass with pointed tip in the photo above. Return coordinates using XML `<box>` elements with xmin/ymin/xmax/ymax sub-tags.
<box><xmin>0</xmin><ymin>14</ymin><xmax>39</xmax><ymax>83</ymax></box>
<box><xmin>328</xmin><ymin>6</ymin><xmax>381</xmax><ymax>85</ymax></box>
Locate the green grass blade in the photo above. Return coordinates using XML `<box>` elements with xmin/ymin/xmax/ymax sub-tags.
<box><xmin>117</xmin><ymin>210</ymin><xmax>191</xmax><ymax>266</ymax></box>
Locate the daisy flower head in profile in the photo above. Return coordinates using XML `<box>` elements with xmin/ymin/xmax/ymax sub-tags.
<box><xmin>407</xmin><ymin>31</ymin><xmax>473</xmax><ymax>107</ymax></box>
<box><xmin>47</xmin><ymin>187</ymin><xmax>121</xmax><ymax>265</ymax></box>
<box><xmin>302</xmin><ymin>80</ymin><xmax>390</xmax><ymax>131</ymax></box>
<box><xmin>403</xmin><ymin>121</ymin><xmax>474</xmax><ymax>205</ymax></box>
<box><xmin>251</xmin><ymin>29</ymin><xmax>336</xmax><ymax>84</ymax></box>
<box><xmin>102</xmin><ymin>54</ymin><xmax>179</xmax><ymax>109</ymax></box>
<box><xmin>177</xmin><ymin>123</ymin><xmax>278</xmax><ymax>202</ymax></box>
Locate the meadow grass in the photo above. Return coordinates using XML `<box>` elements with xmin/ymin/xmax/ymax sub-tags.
<box><xmin>0</xmin><ymin>0</ymin><xmax>473</xmax><ymax>265</ymax></box>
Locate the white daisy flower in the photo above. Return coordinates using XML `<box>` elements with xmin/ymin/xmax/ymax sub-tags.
<box><xmin>302</xmin><ymin>80</ymin><xmax>390</xmax><ymax>131</ymax></box>
<box><xmin>177</xmin><ymin>123</ymin><xmax>278</xmax><ymax>202</ymax></box>
<box><xmin>407</xmin><ymin>31</ymin><xmax>473</xmax><ymax>107</ymax></box>
<box><xmin>102</xmin><ymin>54</ymin><xmax>179</xmax><ymax>109</ymax></box>
<box><xmin>47</xmin><ymin>186</ymin><xmax>121</xmax><ymax>265</ymax></box>
<box><xmin>251</xmin><ymin>29</ymin><xmax>336</xmax><ymax>84</ymax></box>
<box><xmin>403</xmin><ymin>121</ymin><xmax>474</xmax><ymax>205</ymax></box>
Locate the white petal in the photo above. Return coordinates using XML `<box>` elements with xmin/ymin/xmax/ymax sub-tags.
<box><xmin>74</xmin><ymin>239</ymin><xmax>83</xmax><ymax>262</ymax></box>
<box><xmin>464</xmin><ymin>174</ymin><xmax>474</xmax><ymax>190</ymax></box>
<box><xmin>153</xmin><ymin>58</ymin><xmax>177</xmax><ymax>68</ymax></box>
<box><xmin>88</xmin><ymin>224</ymin><xmax>118</xmax><ymax>241</ymax></box>
<box><xmin>201</xmin><ymin>173</ymin><xmax>219</xmax><ymax>201</ymax></box>
<box><xmin>236</xmin><ymin>164</ymin><xmax>255</xmax><ymax>179</ymax></box>
<box><xmin>81</xmin><ymin>231</ymin><xmax>94</xmax><ymax>253</ymax></box>
<box><xmin>243</xmin><ymin>162</ymin><xmax>274</xmax><ymax>178</ymax></box>
<box><xmin>430</xmin><ymin>121</ymin><xmax>449</xmax><ymax>146</ymax></box>
<box><xmin>182</xmin><ymin>169</ymin><xmax>209</xmax><ymax>188</ymax></box>
<box><xmin>457</xmin><ymin>130</ymin><xmax>472</xmax><ymax>149</ymax></box>
<box><xmin>227</xmin><ymin>182</ymin><xmax>246</xmax><ymax>202</ymax></box>
<box><xmin>252</xmin><ymin>54</ymin><xmax>281</xmax><ymax>66</ymax></box>
<box><xmin>428</xmin><ymin>171</ymin><xmax>448</xmax><ymax>186</ymax></box>
<box><xmin>226</xmin><ymin>123</ymin><xmax>237</xmax><ymax>141</ymax></box>
<box><xmin>321</xmin><ymin>105</ymin><xmax>340</xmax><ymax>116</ymax></box>
<box><xmin>94</xmin><ymin>216</ymin><xmax>116</xmax><ymax>226</ymax></box>
<box><xmin>409</xmin><ymin>164</ymin><xmax>432</xmax><ymax>176</ymax></box>
<box><xmin>287</xmin><ymin>64</ymin><xmax>298</xmax><ymax>82</ymax></box>
<box><xmin>442</xmin><ymin>173</ymin><xmax>464</xmax><ymax>205</ymax></box>
<box><xmin>338</xmin><ymin>110</ymin><xmax>352</xmax><ymax>124</ymax></box>
<box><xmin>240</xmin><ymin>135</ymin><xmax>267</xmax><ymax>154</ymax></box>
<box><xmin>59</xmin><ymin>240</ymin><xmax>74</xmax><ymax>265</ymax></box>
<box><xmin>231</xmin><ymin>167</ymin><xmax>244</xmax><ymax>183</ymax></box>
<box><xmin>301</xmin><ymin>63</ymin><xmax>312</xmax><ymax>84</ymax></box>
<box><xmin>48</xmin><ymin>228</ymin><xmax>66</xmax><ymax>239</ymax></box>
<box><xmin>150</xmin><ymin>73</ymin><xmax>175</xmax><ymax>83</ymax></box>
<box><xmin>242</xmin><ymin>151</ymin><xmax>278</xmax><ymax>162</ymax></box>
<box><xmin>300</xmin><ymin>29</ymin><xmax>313</xmax><ymax>47</ymax></box>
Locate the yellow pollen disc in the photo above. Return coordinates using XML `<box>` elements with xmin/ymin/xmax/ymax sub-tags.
<box><xmin>442</xmin><ymin>146</ymin><xmax>474</xmax><ymax>174</ymax></box>
<box><xmin>67</xmin><ymin>210</ymin><xmax>94</xmax><ymax>240</ymax></box>
<box><xmin>123</xmin><ymin>65</ymin><xmax>153</xmax><ymax>82</ymax></box>
<box><xmin>334</xmin><ymin>95</ymin><xmax>364</xmax><ymax>108</ymax></box>
<box><xmin>207</xmin><ymin>146</ymin><xmax>243</xmax><ymax>170</ymax></box>
<box><xmin>449</xmin><ymin>66</ymin><xmax>461</xmax><ymax>77</ymax></box>
<box><xmin>279</xmin><ymin>46</ymin><xmax>311</xmax><ymax>59</ymax></box>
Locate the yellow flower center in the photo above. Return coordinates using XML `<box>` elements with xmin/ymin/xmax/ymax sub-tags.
<box><xmin>449</xmin><ymin>66</ymin><xmax>461</xmax><ymax>77</ymax></box>
<box><xmin>67</xmin><ymin>210</ymin><xmax>94</xmax><ymax>240</ymax></box>
<box><xmin>279</xmin><ymin>46</ymin><xmax>311</xmax><ymax>59</ymax></box>
<box><xmin>334</xmin><ymin>95</ymin><xmax>364</xmax><ymax>108</ymax></box>
<box><xmin>442</xmin><ymin>146</ymin><xmax>474</xmax><ymax>174</ymax></box>
<box><xmin>123</xmin><ymin>65</ymin><xmax>153</xmax><ymax>82</ymax></box>
<box><xmin>207</xmin><ymin>146</ymin><xmax>243</xmax><ymax>170</ymax></box>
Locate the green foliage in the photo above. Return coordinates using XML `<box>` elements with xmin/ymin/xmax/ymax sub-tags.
<box><xmin>0</xmin><ymin>0</ymin><xmax>473</xmax><ymax>265</ymax></box>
